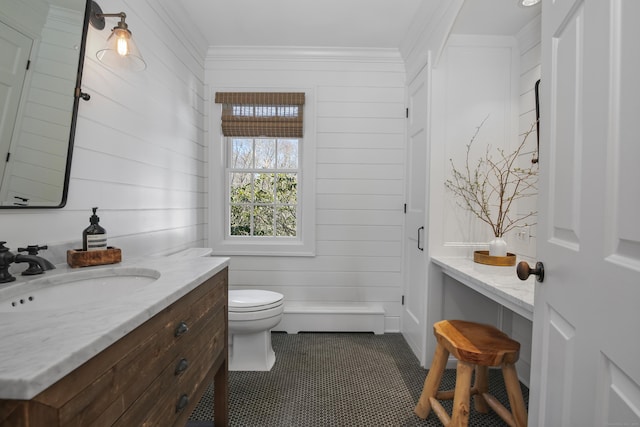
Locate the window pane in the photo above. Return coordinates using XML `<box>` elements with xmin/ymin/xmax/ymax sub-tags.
<box><xmin>276</xmin><ymin>206</ymin><xmax>297</xmax><ymax>237</ymax></box>
<box><xmin>276</xmin><ymin>173</ymin><xmax>297</xmax><ymax>204</ymax></box>
<box><xmin>277</xmin><ymin>106</ymin><xmax>298</xmax><ymax>118</ymax></box>
<box><xmin>277</xmin><ymin>139</ymin><xmax>298</xmax><ymax>169</ymax></box>
<box><xmin>255</xmin><ymin>106</ymin><xmax>276</xmax><ymax>117</ymax></box>
<box><xmin>230</xmin><ymin>205</ymin><xmax>251</xmax><ymax>235</ymax></box>
<box><xmin>230</xmin><ymin>173</ymin><xmax>252</xmax><ymax>203</ymax></box>
<box><xmin>232</xmin><ymin>105</ymin><xmax>253</xmax><ymax>117</ymax></box>
<box><xmin>254</xmin><ymin>206</ymin><xmax>274</xmax><ymax>236</ymax></box>
<box><xmin>254</xmin><ymin>173</ymin><xmax>275</xmax><ymax>203</ymax></box>
<box><xmin>255</xmin><ymin>138</ymin><xmax>276</xmax><ymax>169</ymax></box>
<box><xmin>231</xmin><ymin>139</ymin><xmax>253</xmax><ymax>168</ymax></box>
<box><xmin>226</xmin><ymin>136</ymin><xmax>300</xmax><ymax>239</ymax></box>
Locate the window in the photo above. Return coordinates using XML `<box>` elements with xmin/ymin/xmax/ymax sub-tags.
<box><xmin>211</xmin><ymin>91</ymin><xmax>315</xmax><ymax>256</ymax></box>
<box><xmin>228</xmin><ymin>137</ymin><xmax>299</xmax><ymax>237</ymax></box>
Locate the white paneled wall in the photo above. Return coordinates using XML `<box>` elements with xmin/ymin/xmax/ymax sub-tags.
<box><xmin>429</xmin><ymin>29</ymin><xmax>541</xmax><ymax>259</ymax></box>
<box><xmin>430</xmin><ymin>35</ymin><xmax>520</xmax><ymax>257</ymax></box>
<box><xmin>206</xmin><ymin>48</ymin><xmax>406</xmax><ymax>331</ymax></box>
<box><xmin>0</xmin><ymin>0</ymin><xmax>209</xmax><ymax>260</ymax></box>
<box><xmin>512</xmin><ymin>15</ymin><xmax>541</xmax><ymax>259</ymax></box>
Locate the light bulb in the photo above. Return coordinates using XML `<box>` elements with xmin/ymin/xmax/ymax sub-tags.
<box><xmin>113</xmin><ymin>28</ymin><xmax>131</xmax><ymax>56</ymax></box>
<box><xmin>116</xmin><ymin>37</ymin><xmax>128</xmax><ymax>56</ymax></box>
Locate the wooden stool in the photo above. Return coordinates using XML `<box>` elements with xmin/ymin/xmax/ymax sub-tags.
<box><xmin>414</xmin><ymin>320</ymin><xmax>527</xmax><ymax>427</ymax></box>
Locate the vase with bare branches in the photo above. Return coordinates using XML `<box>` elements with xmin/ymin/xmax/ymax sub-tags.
<box><xmin>445</xmin><ymin>118</ymin><xmax>538</xmax><ymax>256</ymax></box>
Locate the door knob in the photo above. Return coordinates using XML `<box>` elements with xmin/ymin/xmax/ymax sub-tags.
<box><xmin>516</xmin><ymin>261</ymin><xmax>544</xmax><ymax>282</ymax></box>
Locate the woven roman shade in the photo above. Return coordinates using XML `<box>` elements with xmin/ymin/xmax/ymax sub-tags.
<box><xmin>215</xmin><ymin>92</ymin><xmax>305</xmax><ymax>137</ymax></box>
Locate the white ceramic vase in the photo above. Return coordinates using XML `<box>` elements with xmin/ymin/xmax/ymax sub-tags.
<box><xmin>489</xmin><ymin>237</ymin><xmax>507</xmax><ymax>257</ymax></box>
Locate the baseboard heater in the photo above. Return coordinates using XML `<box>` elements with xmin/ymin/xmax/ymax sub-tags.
<box><xmin>273</xmin><ymin>302</ymin><xmax>385</xmax><ymax>335</ymax></box>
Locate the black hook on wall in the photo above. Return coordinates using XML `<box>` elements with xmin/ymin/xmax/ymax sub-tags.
<box><xmin>75</xmin><ymin>87</ymin><xmax>91</xmax><ymax>101</ymax></box>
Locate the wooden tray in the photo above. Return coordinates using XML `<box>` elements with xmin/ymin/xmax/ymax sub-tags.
<box><xmin>473</xmin><ymin>250</ymin><xmax>516</xmax><ymax>266</ymax></box>
<box><xmin>67</xmin><ymin>247</ymin><xmax>122</xmax><ymax>268</ymax></box>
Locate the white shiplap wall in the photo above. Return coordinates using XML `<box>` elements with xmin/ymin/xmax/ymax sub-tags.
<box><xmin>504</xmin><ymin>14</ymin><xmax>542</xmax><ymax>387</ymax></box>
<box><xmin>430</xmin><ymin>29</ymin><xmax>540</xmax><ymax>259</ymax></box>
<box><xmin>0</xmin><ymin>0</ymin><xmax>209</xmax><ymax>261</ymax></box>
<box><xmin>511</xmin><ymin>15</ymin><xmax>541</xmax><ymax>259</ymax></box>
<box><xmin>429</xmin><ymin>34</ymin><xmax>521</xmax><ymax>256</ymax></box>
<box><xmin>206</xmin><ymin>48</ymin><xmax>406</xmax><ymax>331</ymax></box>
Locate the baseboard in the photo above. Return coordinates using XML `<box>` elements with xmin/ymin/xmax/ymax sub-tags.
<box><xmin>273</xmin><ymin>302</ymin><xmax>385</xmax><ymax>335</ymax></box>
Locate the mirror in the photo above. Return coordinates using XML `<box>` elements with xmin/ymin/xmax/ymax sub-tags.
<box><xmin>0</xmin><ymin>0</ymin><xmax>90</xmax><ymax>208</ymax></box>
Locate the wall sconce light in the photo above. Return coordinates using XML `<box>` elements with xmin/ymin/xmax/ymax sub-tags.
<box><xmin>89</xmin><ymin>1</ymin><xmax>146</xmax><ymax>72</ymax></box>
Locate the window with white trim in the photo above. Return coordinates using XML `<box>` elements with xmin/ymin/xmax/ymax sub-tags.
<box><xmin>211</xmin><ymin>91</ymin><xmax>315</xmax><ymax>256</ymax></box>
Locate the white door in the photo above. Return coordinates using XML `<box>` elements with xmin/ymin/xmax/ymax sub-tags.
<box><xmin>528</xmin><ymin>0</ymin><xmax>640</xmax><ymax>425</ymax></box>
<box><xmin>0</xmin><ymin>21</ymin><xmax>32</xmax><ymax>184</ymax></box>
<box><xmin>401</xmin><ymin>66</ymin><xmax>429</xmax><ymax>363</ymax></box>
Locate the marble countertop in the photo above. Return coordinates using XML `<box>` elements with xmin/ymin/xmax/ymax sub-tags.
<box><xmin>431</xmin><ymin>256</ymin><xmax>535</xmax><ymax>321</ymax></box>
<box><xmin>0</xmin><ymin>255</ymin><xmax>229</xmax><ymax>400</ymax></box>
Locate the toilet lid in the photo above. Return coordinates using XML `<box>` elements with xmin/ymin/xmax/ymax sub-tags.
<box><xmin>229</xmin><ymin>290</ymin><xmax>284</xmax><ymax>312</ymax></box>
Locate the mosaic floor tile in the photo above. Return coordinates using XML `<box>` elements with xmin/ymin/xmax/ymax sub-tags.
<box><xmin>189</xmin><ymin>332</ymin><xmax>528</xmax><ymax>426</ymax></box>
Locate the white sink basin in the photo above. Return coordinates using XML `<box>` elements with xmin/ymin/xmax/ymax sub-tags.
<box><xmin>0</xmin><ymin>267</ymin><xmax>161</xmax><ymax>312</ymax></box>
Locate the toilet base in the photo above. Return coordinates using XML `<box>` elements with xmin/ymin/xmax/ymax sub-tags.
<box><xmin>229</xmin><ymin>330</ymin><xmax>276</xmax><ymax>371</ymax></box>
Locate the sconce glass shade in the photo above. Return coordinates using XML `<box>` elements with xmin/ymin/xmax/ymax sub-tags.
<box><xmin>96</xmin><ymin>26</ymin><xmax>146</xmax><ymax>72</ymax></box>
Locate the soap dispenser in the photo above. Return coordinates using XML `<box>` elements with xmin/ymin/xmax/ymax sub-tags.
<box><xmin>83</xmin><ymin>207</ymin><xmax>107</xmax><ymax>251</ymax></box>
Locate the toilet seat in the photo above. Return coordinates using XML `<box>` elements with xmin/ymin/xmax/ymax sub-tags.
<box><xmin>228</xmin><ymin>305</ymin><xmax>284</xmax><ymax>322</ymax></box>
<box><xmin>229</xmin><ymin>290</ymin><xmax>283</xmax><ymax>312</ymax></box>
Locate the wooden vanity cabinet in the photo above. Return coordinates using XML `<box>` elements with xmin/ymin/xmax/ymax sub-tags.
<box><xmin>0</xmin><ymin>268</ymin><xmax>229</xmax><ymax>427</ymax></box>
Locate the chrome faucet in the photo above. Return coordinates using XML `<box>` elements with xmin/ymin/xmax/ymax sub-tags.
<box><xmin>0</xmin><ymin>242</ymin><xmax>55</xmax><ymax>283</ymax></box>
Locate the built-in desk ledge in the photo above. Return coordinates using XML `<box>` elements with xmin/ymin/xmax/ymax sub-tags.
<box><xmin>431</xmin><ymin>256</ymin><xmax>535</xmax><ymax>321</ymax></box>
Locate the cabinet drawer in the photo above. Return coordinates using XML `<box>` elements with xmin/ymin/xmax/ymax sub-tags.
<box><xmin>112</xmin><ymin>308</ymin><xmax>226</xmax><ymax>427</ymax></box>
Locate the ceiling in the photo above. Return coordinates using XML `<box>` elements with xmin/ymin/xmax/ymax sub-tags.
<box><xmin>452</xmin><ymin>0</ymin><xmax>541</xmax><ymax>36</ymax></box>
<box><xmin>179</xmin><ymin>0</ymin><xmax>541</xmax><ymax>49</ymax></box>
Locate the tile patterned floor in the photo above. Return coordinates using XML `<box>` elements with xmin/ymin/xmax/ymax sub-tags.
<box><xmin>189</xmin><ymin>332</ymin><xmax>528</xmax><ymax>426</ymax></box>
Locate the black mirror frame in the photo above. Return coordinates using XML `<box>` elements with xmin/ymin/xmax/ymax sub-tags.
<box><xmin>2</xmin><ymin>0</ymin><xmax>92</xmax><ymax>209</ymax></box>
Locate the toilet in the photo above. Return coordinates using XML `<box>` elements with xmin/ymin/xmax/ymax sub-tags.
<box><xmin>228</xmin><ymin>289</ymin><xmax>284</xmax><ymax>371</ymax></box>
<box><xmin>167</xmin><ymin>248</ymin><xmax>284</xmax><ymax>371</ymax></box>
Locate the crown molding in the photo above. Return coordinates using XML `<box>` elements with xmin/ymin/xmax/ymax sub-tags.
<box><xmin>205</xmin><ymin>46</ymin><xmax>404</xmax><ymax>64</ymax></box>
<box><xmin>400</xmin><ymin>0</ymin><xmax>464</xmax><ymax>80</ymax></box>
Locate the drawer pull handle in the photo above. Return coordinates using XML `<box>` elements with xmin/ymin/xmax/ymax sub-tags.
<box><xmin>176</xmin><ymin>394</ymin><xmax>189</xmax><ymax>413</ymax></box>
<box><xmin>175</xmin><ymin>358</ymin><xmax>189</xmax><ymax>375</ymax></box>
<box><xmin>174</xmin><ymin>321</ymin><xmax>189</xmax><ymax>337</ymax></box>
